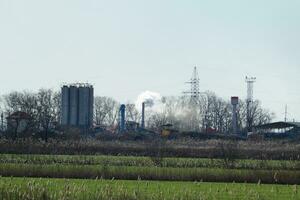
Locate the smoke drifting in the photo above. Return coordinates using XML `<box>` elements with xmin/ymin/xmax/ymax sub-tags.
<box><xmin>135</xmin><ymin>91</ymin><xmax>163</xmax><ymax>112</ymax></box>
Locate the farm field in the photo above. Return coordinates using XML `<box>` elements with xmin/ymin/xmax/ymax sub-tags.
<box><xmin>2</xmin><ymin>153</ymin><xmax>300</xmax><ymax>170</ymax></box>
<box><xmin>2</xmin><ymin>138</ymin><xmax>300</xmax><ymax>160</ymax></box>
<box><xmin>0</xmin><ymin>177</ymin><xmax>299</xmax><ymax>200</ymax></box>
<box><xmin>1</xmin><ymin>154</ymin><xmax>300</xmax><ymax>184</ymax></box>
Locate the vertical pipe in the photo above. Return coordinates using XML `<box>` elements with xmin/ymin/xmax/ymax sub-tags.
<box><xmin>232</xmin><ymin>104</ymin><xmax>237</xmax><ymax>134</ymax></box>
<box><xmin>141</xmin><ymin>102</ymin><xmax>145</xmax><ymax>129</ymax></box>
<box><xmin>231</xmin><ymin>97</ymin><xmax>239</xmax><ymax>134</ymax></box>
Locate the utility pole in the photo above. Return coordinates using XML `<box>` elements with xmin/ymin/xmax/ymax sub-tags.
<box><xmin>245</xmin><ymin>76</ymin><xmax>256</xmax><ymax>132</ymax></box>
<box><xmin>231</xmin><ymin>97</ymin><xmax>239</xmax><ymax>134</ymax></box>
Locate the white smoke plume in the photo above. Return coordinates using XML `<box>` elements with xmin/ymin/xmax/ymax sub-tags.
<box><xmin>135</xmin><ymin>91</ymin><xmax>163</xmax><ymax>112</ymax></box>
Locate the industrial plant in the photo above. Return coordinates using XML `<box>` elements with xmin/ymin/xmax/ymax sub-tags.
<box><xmin>0</xmin><ymin>67</ymin><xmax>298</xmax><ymax>140</ymax></box>
<box><xmin>50</xmin><ymin>67</ymin><xmax>299</xmax><ymax>139</ymax></box>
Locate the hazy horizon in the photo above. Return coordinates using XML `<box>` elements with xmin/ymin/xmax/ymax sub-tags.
<box><xmin>0</xmin><ymin>0</ymin><xmax>299</xmax><ymax>121</ymax></box>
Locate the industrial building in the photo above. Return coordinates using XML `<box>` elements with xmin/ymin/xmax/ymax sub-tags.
<box><xmin>61</xmin><ymin>83</ymin><xmax>94</xmax><ymax>130</ymax></box>
<box><xmin>117</xmin><ymin>103</ymin><xmax>144</xmax><ymax>133</ymax></box>
<box><xmin>254</xmin><ymin>122</ymin><xmax>300</xmax><ymax>134</ymax></box>
<box><xmin>6</xmin><ymin>111</ymin><xmax>32</xmax><ymax>134</ymax></box>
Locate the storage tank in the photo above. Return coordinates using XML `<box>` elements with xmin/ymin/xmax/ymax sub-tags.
<box><xmin>60</xmin><ymin>83</ymin><xmax>94</xmax><ymax>130</ymax></box>
<box><xmin>69</xmin><ymin>86</ymin><xmax>79</xmax><ymax>126</ymax></box>
<box><xmin>89</xmin><ymin>86</ymin><xmax>94</xmax><ymax>127</ymax></box>
<box><xmin>61</xmin><ymin>86</ymin><xmax>70</xmax><ymax>125</ymax></box>
<box><xmin>78</xmin><ymin>86</ymin><xmax>91</xmax><ymax>128</ymax></box>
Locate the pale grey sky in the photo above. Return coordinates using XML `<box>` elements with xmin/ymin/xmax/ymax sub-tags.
<box><xmin>0</xmin><ymin>0</ymin><xmax>299</xmax><ymax>121</ymax></box>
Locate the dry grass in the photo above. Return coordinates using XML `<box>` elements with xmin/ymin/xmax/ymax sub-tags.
<box><xmin>1</xmin><ymin>177</ymin><xmax>300</xmax><ymax>200</ymax></box>
<box><xmin>0</xmin><ymin>138</ymin><xmax>300</xmax><ymax>160</ymax></box>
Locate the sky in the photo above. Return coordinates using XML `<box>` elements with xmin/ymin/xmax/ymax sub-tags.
<box><xmin>0</xmin><ymin>0</ymin><xmax>299</xmax><ymax>121</ymax></box>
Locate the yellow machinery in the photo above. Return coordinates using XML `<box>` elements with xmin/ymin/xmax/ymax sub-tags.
<box><xmin>160</xmin><ymin>124</ymin><xmax>174</xmax><ymax>137</ymax></box>
<box><xmin>161</xmin><ymin>129</ymin><xmax>171</xmax><ymax>137</ymax></box>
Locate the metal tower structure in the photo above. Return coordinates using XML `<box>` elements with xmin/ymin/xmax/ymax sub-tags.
<box><xmin>245</xmin><ymin>76</ymin><xmax>256</xmax><ymax>132</ymax></box>
<box><xmin>284</xmin><ymin>104</ymin><xmax>290</xmax><ymax>122</ymax></box>
<box><xmin>184</xmin><ymin>66</ymin><xmax>200</xmax><ymax>104</ymax></box>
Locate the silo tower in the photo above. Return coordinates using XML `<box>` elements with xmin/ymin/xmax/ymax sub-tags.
<box><xmin>60</xmin><ymin>83</ymin><xmax>94</xmax><ymax>131</ymax></box>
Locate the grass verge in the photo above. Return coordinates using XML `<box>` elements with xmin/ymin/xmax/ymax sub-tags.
<box><xmin>1</xmin><ymin>177</ymin><xmax>300</xmax><ymax>200</ymax></box>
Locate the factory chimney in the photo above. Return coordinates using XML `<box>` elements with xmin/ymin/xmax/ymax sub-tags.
<box><xmin>141</xmin><ymin>102</ymin><xmax>145</xmax><ymax>129</ymax></box>
<box><xmin>231</xmin><ymin>97</ymin><xmax>239</xmax><ymax>134</ymax></box>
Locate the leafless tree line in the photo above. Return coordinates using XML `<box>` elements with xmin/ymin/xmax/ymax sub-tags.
<box><xmin>145</xmin><ymin>91</ymin><xmax>274</xmax><ymax>133</ymax></box>
<box><xmin>0</xmin><ymin>89</ymin><xmax>60</xmax><ymax>140</ymax></box>
<box><xmin>0</xmin><ymin>89</ymin><xmax>274</xmax><ymax>139</ymax></box>
<box><xmin>93</xmin><ymin>91</ymin><xmax>274</xmax><ymax>134</ymax></box>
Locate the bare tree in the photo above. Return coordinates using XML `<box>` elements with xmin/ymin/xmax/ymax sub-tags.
<box><xmin>3</xmin><ymin>91</ymin><xmax>38</xmax><ymax>138</ymax></box>
<box><xmin>3</xmin><ymin>89</ymin><xmax>60</xmax><ymax>140</ymax></box>
<box><xmin>4</xmin><ymin>91</ymin><xmax>38</xmax><ymax>116</ymax></box>
<box><xmin>94</xmin><ymin>96</ymin><xmax>119</xmax><ymax>126</ymax></box>
<box><xmin>147</xmin><ymin>92</ymin><xmax>274</xmax><ymax>134</ymax></box>
<box><xmin>237</xmin><ymin>100</ymin><xmax>274</xmax><ymax>133</ymax></box>
<box><xmin>36</xmin><ymin>89</ymin><xmax>59</xmax><ymax>141</ymax></box>
<box><xmin>126</xmin><ymin>103</ymin><xmax>141</xmax><ymax>122</ymax></box>
<box><xmin>0</xmin><ymin>97</ymin><xmax>5</xmax><ymax>132</ymax></box>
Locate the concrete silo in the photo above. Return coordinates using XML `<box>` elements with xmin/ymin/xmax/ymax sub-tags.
<box><xmin>61</xmin><ymin>86</ymin><xmax>70</xmax><ymax>125</ymax></box>
<box><xmin>60</xmin><ymin>83</ymin><xmax>94</xmax><ymax>131</ymax></box>
<box><xmin>69</xmin><ymin>86</ymin><xmax>79</xmax><ymax>126</ymax></box>
<box><xmin>88</xmin><ymin>86</ymin><xmax>94</xmax><ymax>127</ymax></box>
<box><xmin>78</xmin><ymin>86</ymin><xmax>92</xmax><ymax>128</ymax></box>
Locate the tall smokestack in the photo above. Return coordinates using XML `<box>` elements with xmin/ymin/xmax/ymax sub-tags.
<box><xmin>141</xmin><ymin>102</ymin><xmax>145</xmax><ymax>129</ymax></box>
<box><xmin>231</xmin><ymin>97</ymin><xmax>239</xmax><ymax>134</ymax></box>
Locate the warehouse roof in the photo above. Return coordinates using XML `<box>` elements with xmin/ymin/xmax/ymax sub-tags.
<box><xmin>255</xmin><ymin>122</ymin><xmax>300</xmax><ymax>130</ymax></box>
<box><xmin>6</xmin><ymin>111</ymin><xmax>32</xmax><ymax>120</ymax></box>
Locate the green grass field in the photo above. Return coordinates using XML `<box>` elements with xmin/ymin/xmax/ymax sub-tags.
<box><xmin>0</xmin><ymin>177</ymin><xmax>299</xmax><ymax>200</ymax></box>
<box><xmin>1</xmin><ymin>154</ymin><xmax>300</xmax><ymax>184</ymax></box>
<box><xmin>1</xmin><ymin>154</ymin><xmax>300</xmax><ymax>199</ymax></box>
<box><xmin>1</xmin><ymin>153</ymin><xmax>300</xmax><ymax>170</ymax></box>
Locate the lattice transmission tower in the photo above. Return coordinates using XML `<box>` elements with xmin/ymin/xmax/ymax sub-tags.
<box><xmin>245</xmin><ymin>76</ymin><xmax>256</xmax><ymax>132</ymax></box>
<box><xmin>184</xmin><ymin>66</ymin><xmax>201</xmax><ymax>104</ymax></box>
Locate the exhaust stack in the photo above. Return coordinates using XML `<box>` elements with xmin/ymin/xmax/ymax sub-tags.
<box><xmin>231</xmin><ymin>97</ymin><xmax>239</xmax><ymax>134</ymax></box>
<box><xmin>141</xmin><ymin>102</ymin><xmax>145</xmax><ymax>129</ymax></box>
